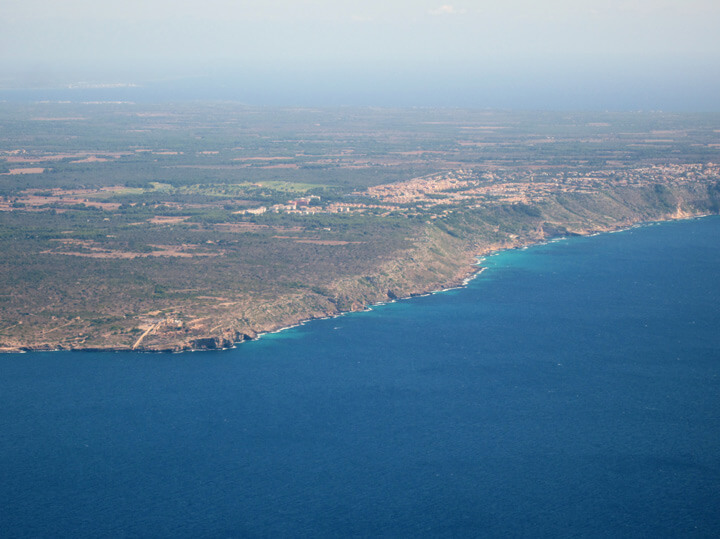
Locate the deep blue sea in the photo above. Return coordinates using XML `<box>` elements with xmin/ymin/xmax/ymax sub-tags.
<box><xmin>2</xmin><ymin>217</ymin><xmax>719</xmax><ymax>538</ymax></box>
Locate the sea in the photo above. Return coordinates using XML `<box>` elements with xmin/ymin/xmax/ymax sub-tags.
<box><xmin>1</xmin><ymin>216</ymin><xmax>719</xmax><ymax>538</ymax></box>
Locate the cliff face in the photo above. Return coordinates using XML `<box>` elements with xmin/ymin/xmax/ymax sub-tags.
<box><xmin>3</xmin><ymin>183</ymin><xmax>718</xmax><ymax>353</ymax></box>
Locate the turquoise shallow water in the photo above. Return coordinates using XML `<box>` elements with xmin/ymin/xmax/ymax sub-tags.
<box><xmin>1</xmin><ymin>217</ymin><xmax>719</xmax><ymax>537</ymax></box>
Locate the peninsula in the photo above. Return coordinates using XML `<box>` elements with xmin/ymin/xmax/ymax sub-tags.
<box><xmin>1</xmin><ymin>104</ymin><xmax>719</xmax><ymax>352</ymax></box>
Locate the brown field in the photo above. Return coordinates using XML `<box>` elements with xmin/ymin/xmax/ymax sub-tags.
<box><xmin>170</xmin><ymin>165</ymin><xmax>255</xmax><ymax>170</ymax></box>
<box><xmin>219</xmin><ymin>223</ymin><xmax>304</xmax><ymax>233</ymax></box>
<box><xmin>2</xmin><ymin>167</ymin><xmax>45</xmax><ymax>175</ymax></box>
<box><xmin>71</xmin><ymin>156</ymin><xmax>111</xmax><ymax>163</ymax></box>
<box><xmin>294</xmin><ymin>239</ymin><xmax>364</xmax><ymax>245</ymax></box>
<box><xmin>5</xmin><ymin>193</ymin><xmax>121</xmax><ymax>210</ymax></box>
<box><xmin>391</xmin><ymin>150</ymin><xmax>447</xmax><ymax>156</ymax></box>
<box><xmin>232</xmin><ymin>156</ymin><xmax>296</xmax><ymax>161</ymax></box>
<box><xmin>6</xmin><ymin>152</ymin><xmax>128</xmax><ymax>163</ymax></box>
<box><xmin>148</xmin><ymin>216</ymin><xmax>190</xmax><ymax>224</ymax></box>
<box><xmin>458</xmin><ymin>142</ymin><xmax>498</xmax><ymax>147</ymax></box>
<box><xmin>44</xmin><ymin>239</ymin><xmax>222</xmax><ymax>259</ymax></box>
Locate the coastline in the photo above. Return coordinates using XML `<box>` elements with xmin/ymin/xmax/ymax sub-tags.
<box><xmin>210</xmin><ymin>212</ymin><xmax>714</xmax><ymax>353</ymax></box>
<box><xmin>2</xmin><ymin>212</ymin><xmax>712</xmax><ymax>355</ymax></box>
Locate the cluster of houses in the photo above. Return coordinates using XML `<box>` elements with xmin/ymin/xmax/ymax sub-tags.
<box><xmin>237</xmin><ymin>195</ymin><xmax>344</xmax><ymax>216</ymax></box>
<box><xmin>235</xmin><ymin>162</ymin><xmax>720</xmax><ymax>219</ymax></box>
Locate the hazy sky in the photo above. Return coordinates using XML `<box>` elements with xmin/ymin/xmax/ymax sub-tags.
<box><xmin>3</xmin><ymin>1</ymin><xmax>720</xmax><ymax>108</ymax></box>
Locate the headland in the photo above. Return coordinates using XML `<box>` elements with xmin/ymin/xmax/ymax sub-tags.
<box><xmin>1</xmin><ymin>105</ymin><xmax>719</xmax><ymax>352</ymax></box>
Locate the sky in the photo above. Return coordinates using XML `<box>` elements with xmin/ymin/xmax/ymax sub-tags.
<box><xmin>2</xmin><ymin>0</ymin><xmax>720</xmax><ymax>109</ymax></box>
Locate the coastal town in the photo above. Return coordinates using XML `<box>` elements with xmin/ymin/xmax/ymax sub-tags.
<box><xmin>2</xmin><ymin>160</ymin><xmax>718</xmax><ymax>219</ymax></box>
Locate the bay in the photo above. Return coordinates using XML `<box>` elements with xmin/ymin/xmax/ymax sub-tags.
<box><xmin>1</xmin><ymin>217</ymin><xmax>719</xmax><ymax>537</ymax></box>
